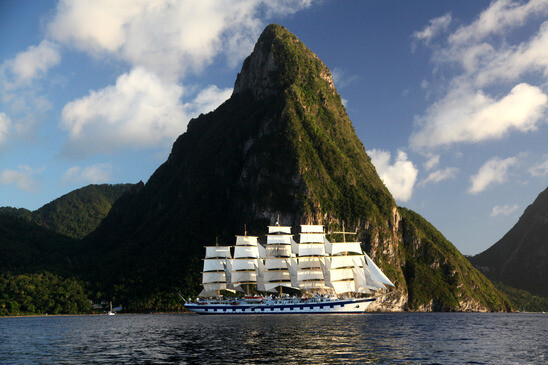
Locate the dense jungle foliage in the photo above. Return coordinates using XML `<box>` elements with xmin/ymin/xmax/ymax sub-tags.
<box><xmin>0</xmin><ymin>272</ymin><xmax>91</xmax><ymax>316</ymax></box>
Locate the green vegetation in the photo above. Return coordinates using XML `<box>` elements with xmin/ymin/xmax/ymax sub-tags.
<box><xmin>399</xmin><ymin>208</ymin><xmax>511</xmax><ymax>311</ymax></box>
<box><xmin>0</xmin><ymin>214</ymin><xmax>78</xmax><ymax>275</ymax></box>
<box><xmin>0</xmin><ymin>272</ymin><xmax>91</xmax><ymax>316</ymax></box>
<box><xmin>494</xmin><ymin>282</ymin><xmax>548</xmax><ymax>312</ymax></box>
<box><xmin>0</xmin><ymin>184</ymin><xmax>133</xmax><ymax>239</ymax></box>
<box><xmin>0</xmin><ymin>184</ymin><xmax>132</xmax><ymax>314</ymax></box>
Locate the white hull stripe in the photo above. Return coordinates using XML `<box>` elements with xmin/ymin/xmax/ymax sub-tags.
<box><xmin>185</xmin><ymin>298</ymin><xmax>375</xmax><ymax>314</ymax></box>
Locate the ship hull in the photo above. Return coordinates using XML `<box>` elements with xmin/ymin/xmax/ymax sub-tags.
<box><xmin>184</xmin><ymin>297</ymin><xmax>375</xmax><ymax>315</ymax></box>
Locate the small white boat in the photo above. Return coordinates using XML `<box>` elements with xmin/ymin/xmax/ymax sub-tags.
<box><xmin>107</xmin><ymin>301</ymin><xmax>115</xmax><ymax>315</ymax></box>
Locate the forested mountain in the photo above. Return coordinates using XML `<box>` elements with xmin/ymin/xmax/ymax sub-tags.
<box><xmin>0</xmin><ymin>214</ymin><xmax>78</xmax><ymax>276</ymax></box>
<box><xmin>0</xmin><ymin>184</ymin><xmax>133</xmax><ymax>315</ymax></box>
<box><xmin>0</xmin><ymin>184</ymin><xmax>133</xmax><ymax>239</ymax></box>
<box><xmin>80</xmin><ymin>25</ymin><xmax>510</xmax><ymax>312</ymax></box>
<box><xmin>470</xmin><ymin>186</ymin><xmax>548</xmax><ymax>298</ymax></box>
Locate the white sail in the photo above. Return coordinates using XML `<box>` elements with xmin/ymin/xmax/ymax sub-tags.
<box><xmin>301</xmin><ymin>225</ymin><xmax>324</xmax><ymax>233</ymax></box>
<box><xmin>352</xmin><ymin>263</ymin><xmax>375</xmax><ymax>292</ymax></box>
<box><xmin>298</xmin><ymin>280</ymin><xmax>326</xmax><ymax>290</ymax></box>
<box><xmin>265</xmin><ymin>245</ymin><xmax>292</xmax><ymax>257</ymax></box>
<box><xmin>264</xmin><ymin>282</ymin><xmax>294</xmax><ymax>291</ymax></box>
<box><xmin>203</xmin><ymin>259</ymin><xmax>226</xmax><ymax>272</ymax></box>
<box><xmin>295</xmin><ymin>256</ymin><xmax>323</xmax><ymax>270</ymax></box>
<box><xmin>235</xmin><ymin>235</ymin><xmax>258</xmax><ymax>246</ymax></box>
<box><xmin>198</xmin><ymin>288</ymin><xmax>222</xmax><ymax>298</ymax></box>
<box><xmin>299</xmin><ymin>233</ymin><xmax>325</xmax><ymax>243</ymax></box>
<box><xmin>202</xmin><ymin>271</ymin><xmax>226</xmax><ymax>283</ymax></box>
<box><xmin>264</xmin><ymin>270</ymin><xmax>292</xmax><ymax>283</ymax></box>
<box><xmin>296</xmin><ymin>269</ymin><xmax>324</xmax><ymax>282</ymax></box>
<box><xmin>294</xmin><ymin>243</ymin><xmax>325</xmax><ymax>256</ymax></box>
<box><xmin>255</xmin><ymin>261</ymin><xmax>266</xmax><ymax>292</ymax></box>
<box><xmin>205</xmin><ymin>246</ymin><xmax>232</xmax><ymax>259</ymax></box>
<box><xmin>329</xmin><ymin>255</ymin><xmax>363</xmax><ymax>269</ymax></box>
<box><xmin>202</xmin><ymin>282</ymin><xmax>227</xmax><ymax>293</ymax></box>
<box><xmin>322</xmin><ymin>257</ymin><xmax>356</xmax><ymax>294</ymax></box>
<box><xmin>331</xmin><ymin>280</ymin><xmax>356</xmax><ymax>294</ymax></box>
<box><xmin>233</xmin><ymin>245</ymin><xmax>259</xmax><ymax>259</ymax></box>
<box><xmin>232</xmin><ymin>258</ymin><xmax>259</xmax><ymax>271</ymax></box>
<box><xmin>231</xmin><ymin>270</ymin><xmax>257</xmax><ymax>284</ymax></box>
<box><xmin>264</xmin><ymin>257</ymin><xmax>290</xmax><ymax>270</ymax></box>
<box><xmin>354</xmin><ymin>259</ymin><xmax>385</xmax><ymax>290</ymax></box>
<box><xmin>288</xmin><ymin>258</ymin><xmax>299</xmax><ymax>287</ymax></box>
<box><xmin>329</xmin><ymin>241</ymin><xmax>363</xmax><ymax>255</ymax></box>
<box><xmin>258</xmin><ymin>243</ymin><xmax>266</xmax><ymax>258</ymax></box>
<box><xmin>365</xmin><ymin>253</ymin><xmax>394</xmax><ymax>286</ymax></box>
<box><xmin>268</xmin><ymin>225</ymin><xmax>292</xmax><ymax>234</ymax></box>
<box><xmin>224</xmin><ymin>260</ymin><xmax>237</xmax><ymax>292</ymax></box>
<box><xmin>266</xmin><ymin>235</ymin><xmax>292</xmax><ymax>244</ymax></box>
<box><xmin>329</xmin><ymin>268</ymin><xmax>354</xmax><ymax>282</ymax></box>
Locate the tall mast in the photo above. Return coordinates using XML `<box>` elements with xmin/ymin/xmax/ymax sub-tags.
<box><xmin>295</xmin><ymin>224</ymin><xmax>327</xmax><ymax>292</ymax></box>
<box><xmin>232</xmin><ymin>226</ymin><xmax>260</xmax><ymax>295</ymax></box>
<box><xmin>263</xmin><ymin>218</ymin><xmax>294</xmax><ymax>294</ymax></box>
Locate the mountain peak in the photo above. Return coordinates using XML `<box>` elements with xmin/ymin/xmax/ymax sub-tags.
<box><xmin>233</xmin><ymin>24</ymin><xmax>334</xmax><ymax>100</ymax></box>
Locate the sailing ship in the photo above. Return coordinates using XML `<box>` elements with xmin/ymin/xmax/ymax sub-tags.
<box><xmin>184</xmin><ymin>222</ymin><xmax>394</xmax><ymax>314</ymax></box>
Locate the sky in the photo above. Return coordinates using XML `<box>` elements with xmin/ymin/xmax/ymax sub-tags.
<box><xmin>1</xmin><ymin>0</ymin><xmax>548</xmax><ymax>255</ymax></box>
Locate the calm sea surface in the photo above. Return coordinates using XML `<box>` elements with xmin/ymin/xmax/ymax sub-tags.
<box><xmin>0</xmin><ymin>313</ymin><xmax>546</xmax><ymax>364</ymax></box>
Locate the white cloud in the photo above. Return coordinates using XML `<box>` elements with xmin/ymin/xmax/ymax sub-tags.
<box><xmin>413</xmin><ymin>0</ymin><xmax>548</xmax><ymax>151</ymax></box>
<box><xmin>0</xmin><ymin>165</ymin><xmax>42</xmax><ymax>192</ymax></box>
<box><xmin>448</xmin><ymin>0</ymin><xmax>548</xmax><ymax>45</ymax></box>
<box><xmin>0</xmin><ymin>41</ymin><xmax>59</xmax><ymax>139</ymax></box>
<box><xmin>528</xmin><ymin>156</ymin><xmax>548</xmax><ymax>176</ymax></box>
<box><xmin>368</xmin><ymin>149</ymin><xmax>418</xmax><ymax>202</ymax></box>
<box><xmin>0</xmin><ymin>112</ymin><xmax>11</xmax><ymax>147</ymax></box>
<box><xmin>47</xmin><ymin>0</ymin><xmax>314</xmax><ymax>79</ymax></box>
<box><xmin>490</xmin><ymin>204</ymin><xmax>520</xmax><ymax>217</ymax></box>
<box><xmin>412</xmin><ymin>13</ymin><xmax>452</xmax><ymax>45</ymax></box>
<box><xmin>423</xmin><ymin>154</ymin><xmax>440</xmax><ymax>171</ymax></box>
<box><xmin>411</xmin><ymin>83</ymin><xmax>547</xmax><ymax>149</ymax></box>
<box><xmin>419</xmin><ymin>167</ymin><xmax>458</xmax><ymax>187</ymax></box>
<box><xmin>183</xmin><ymin>85</ymin><xmax>233</xmax><ymax>116</ymax></box>
<box><xmin>331</xmin><ymin>67</ymin><xmax>358</xmax><ymax>89</ymax></box>
<box><xmin>61</xmin><ymin>67</ymin><xmax>186</xmax><ymax>155</ymax></box>
<box><xmin>10</xmin><ymin>40</ymin><xmax>61</xmax><ymax>84</ymax></box>
<box><xmin>62</xmin><ymin>163</ymin><xmax>112</xmax><ymax>184</ymax></box>
<box><xmin>61</xmin><ymin>68</ymin><xmax>232</xmax><ymax>156</ymax></box>
<box><xmin>469</xmin><ymin>156</ymin><xmax>518</xmax><ymax>194</ymax></box>
<box><xmin>471</xmin><ymin>20</ymin><xmax>548</xmax><ymax>88</ymax></box>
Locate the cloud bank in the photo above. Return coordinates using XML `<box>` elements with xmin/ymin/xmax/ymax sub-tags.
<box><xmin>0</xmin><ymin>165</ymin><xmax>42</xmax><ymax>192</ymax></box>
<box><xmin>490</xmin><ymin>204</ymin><xmax>520</xmax><ymax>217</ymax></box>
<box><xmin>411</xmin><ymin>0</ymin><xmax>548</xmax><ymax>151</ymax></box>
<box><xmin>47</xmin><ymin>0</ymin><xmax>313</xmax><ymax>79</ymax></box>
<box><xmin>62</xmin><ymin>163</ymin><xmax>112</xmax><ymax>184</ymax></box>
<box><xmin>469</xmin><ymin>156</ymin><xmax>518</xmax><ymax>194</ymax></box>
<box><xmin>368</xmin><ymin>149</ymin><xmax>418</xmax><ymax>202</ymax></box>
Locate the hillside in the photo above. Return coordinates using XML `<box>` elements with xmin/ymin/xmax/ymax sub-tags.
<box><xmin>0</xmin><ymin>214</ymin><xmax>78</xmax><ymax>276</ymax></box>
<box><xmin>81</xmin><ymin>24</ymin><xmax>510</xmax><ymax>312</ymax></box>
<box><xmin>0</xmin><ymin>184</ymin><xmax>133</xmax><ymax>239</ymax></box>
<box><xmin>470</xmin><ymin>186</ymin><xmax>548</xmax><ymax>298</ymax></box>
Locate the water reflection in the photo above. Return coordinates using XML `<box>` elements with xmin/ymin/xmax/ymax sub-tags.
<box><xmin>0</xmin><ymin>313</ymin><xmax>546</xmax><ymax>364</ymax></box>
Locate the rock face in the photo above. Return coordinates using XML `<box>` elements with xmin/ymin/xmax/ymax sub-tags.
<box><xmin>470</xmin><ymin>186</ymin><xmax>548</xmax><ymax>298</ymax></box>
<box><xmin>84</xmin><ymin>25</ymin><xmax>510</xmax><ymax>312</ymax></box>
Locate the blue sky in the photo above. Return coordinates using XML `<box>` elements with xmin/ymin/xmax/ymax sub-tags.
<box><xmin>1</xmin><ymin>0</ymin><xmax>548</xmax><ymax>255</ymax></box>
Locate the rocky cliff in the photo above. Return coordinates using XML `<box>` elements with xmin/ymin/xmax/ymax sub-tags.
<box><xmin>83</xmin><ymin>24</ymin><xmax>510</xmax><ymax>312</ymax></box>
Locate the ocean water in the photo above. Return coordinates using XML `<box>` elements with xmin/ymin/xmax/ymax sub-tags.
<box><xmin>0</xmin><ymin>313</ymin><xmax>546</xmax><ymax>364</ymax></box>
